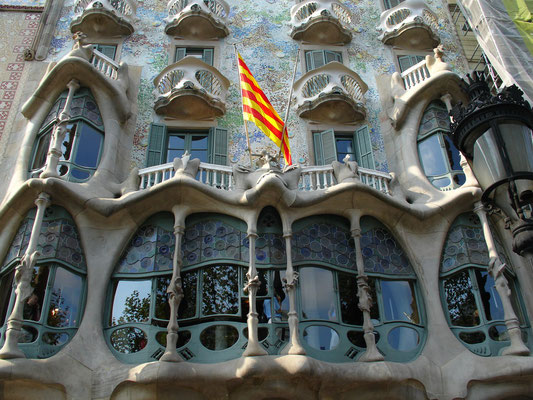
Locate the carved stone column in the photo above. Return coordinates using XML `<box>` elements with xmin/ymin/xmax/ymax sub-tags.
<box><xmin>351</xmin><ymin>225</ymin><xmax>384</xmax><ymax>362</ymax></box>
<box><xmin>280</xmin><ymin>231</ymin><xmax>305</xmax><ymax>355</ymax></box>
<box><xmin>160</xmin><ymin>224</ymin><xmax>185</xmax><ymax>362</ymax></box>
<box><xmin>40</xmin><ymin>79</ymin><xmax>80</xmax><ymax>179</ymax></box>
<box><xmin>243</xmin><ymin>231</ymin><xmax>267</xmax><ymax>356</ymax></box>
<box><xmin>474</xmin><ymin>202</ymin><xmax>529</xmax><ymax>356</ymax></box>
<box><xmin>0</xmin><ymin>192</ymin><xmax>51</xmax><ymax>359</ymax></box>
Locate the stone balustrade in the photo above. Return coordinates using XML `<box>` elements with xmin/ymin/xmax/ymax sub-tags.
<box><xmin>90</xmin><ymin>49</ymin><xmax>119</xmax><ymax>80</ymax></box>
<box><xmin>71</xmin><ymin>0</ymin><xmax>137</xmax><ymax>36</ymax></box>
<box><xmin>74</xmin><ymin>0</ymin><xmax>136</xmax><ymax>20</ymax></box>
<box><xmin>401</xmin><ymin>59</ymin><xmax>430</xmax><ymax>90</ymax></box>
<box><xmin>167</xmin><ymin>0</ymin><xmax>228</xmax><ymax>19</ymax></box>
<box><xmin>165</xmin><ymin>0</ymin><xmax>229</xmax><ymax>38</ymax></box>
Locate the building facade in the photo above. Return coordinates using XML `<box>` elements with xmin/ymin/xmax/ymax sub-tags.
<box><xmin>0</xmin><ymin>0</ymin><xmax>531</xmax><ymax>399</ymax></box>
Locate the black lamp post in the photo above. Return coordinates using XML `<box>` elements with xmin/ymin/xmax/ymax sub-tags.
<box><xmin>448</xmin><ymin>73</ymin><xmax>533</xmax><ymax>257</ymax></box>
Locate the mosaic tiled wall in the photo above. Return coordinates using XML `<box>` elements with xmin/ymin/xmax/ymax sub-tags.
<box><xmin>45</xmin><ymin>0</ymin><xmax>468</xmax><ymax>172</ymax></box>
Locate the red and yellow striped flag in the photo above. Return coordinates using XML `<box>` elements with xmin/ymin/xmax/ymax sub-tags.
<box><xmin>237</xmin><ymin>53</ymin><xmax>292</xmax><ymax>165</ymax></box>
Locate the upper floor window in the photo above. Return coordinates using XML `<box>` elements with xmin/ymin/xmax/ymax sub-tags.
<box><xmin>305</xmin><ymin>50</ymin><xmax>342</xmax><ymax>72</ymax></box>
<box><xmin>384</xmin><ymin>0</ymin><xmax>404</xmax><ymax>9</ymax></box>
<box><xmin>417</xmin><ymin>101</ymin><xmax>465</xmax><ymax>190</ymax></box>
<box><xmin>146</xmin><ymin>124</ymin><xmax>227</xmax><ymax>167</ymax></box>
<box><xmin>440</xmin><ymin>213</ymin><xmax>530</xmax><ymax>356</ymax></box>
<box><xmin>175</xmin><ymin>47</ymin><xmax>213</xmax><ymax>65</ymax></box>
<box><xmin>313</xmin><ymin>126</ymin><xmax>374</xmax><ymax>169</ymax></box>
<box><xmin>397</xmin><ymin>54</ymin><xmax>425</xmax><ymax>73</ymax></box>
<box><xmin>92</xmin><ymin>44</ymin><xmax>117</xmax><ymax>60</ymax></box>
<box><xmin>0</xmin><ymin>206</ymin><xmax>87</xmax><ymax>359</ymax></box>
<box><xmin>29</xmin><ymin>88</ymin><xmax>104</xmax><ymax>182</ymax></box>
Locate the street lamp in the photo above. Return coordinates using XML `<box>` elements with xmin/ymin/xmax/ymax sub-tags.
<box><xmin>449</xmin><ymin>73</ymin><xmax>533</xmax><ymax>257</ymax></box>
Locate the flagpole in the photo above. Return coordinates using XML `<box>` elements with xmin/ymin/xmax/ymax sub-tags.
<box><xmin>278</xmin><ymin>48</ymin><xmax>300</xmax><ymax>163</ymax></box>
<box><xmin>234</xmin><ymin>44</ymin><xmax>254</xmax><ymax>168</ymax></box>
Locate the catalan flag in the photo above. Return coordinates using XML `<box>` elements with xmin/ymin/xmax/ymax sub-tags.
<box><xmin>237</xmin><ymin>53</ymin><xmax>292</xmax><ymax>165</ymax></box>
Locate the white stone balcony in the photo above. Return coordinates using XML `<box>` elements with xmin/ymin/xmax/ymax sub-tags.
<box><xmin>290</xmin><ymin>0</ymin><xmax>352</xmax><ymax>44</ymax></box>
<box><xmin>165</xmin><ymin>0</ymin><xmax>229</xmax><ymax>39</ymax></box>
<box><xmin>293</xmin><ymin>61</ymin><xmax>367</xmax><ymax>124</ymax></box>
<box><xmin>153</xmin><ymin>56</ymin><xmax>230</xmax><ymax>120</ymax></box>
<box><xmin>71</xmin><ymin>0</ymin><xmax>137</xmax><ymax>36</ymax></box>
<box><xmin>377</xmin><ymin>0</ymin><xmax>439</xmax><ymax>49</ymax></box>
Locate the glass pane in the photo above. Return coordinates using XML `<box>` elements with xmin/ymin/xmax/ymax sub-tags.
<box><xmin>472</xmin><ymin>127</ymin><xmax>508</xmax><ymax>189</ymax></box>
<box><xmin>179</xmin><ymin>271</ymin><xmax>197</xmax><ymax>319</ymax></box>
<box><xmin>61</xmin><ymin>125</ymin><xmax>76</xmax><ymax>161</ymax></box>
<box><xmin>23</xmin><ymin>266</ymin><xmax>49</xmax><ymax>322</ymax></box>
<box><xmin>418</xmin><ymin>134</ymin><xmax>448</xmax><ymax>176</ymax></box>
<box><xmin>190</xmin><ymin>150</ymin><xmax>208</xmax><ymax>163</ymax></box>
<box><xmin>262</xmin><ymin>270</ymin><xmax>288</xmax><ymax>322</ymax></box>
<box><xmin>338</xmin><ymin>272</ymin><xmax>363</xmax><ymax>325</ymax></box>
<box><xmin>300</xmin><ymin>267</ymin><xmax>338</xmax><ymax>322</ymax></box>
<box><xmin>488</xmin><ymin>325</ymin><xmax>509</xmax><ymax>341</ymax></box>
<box><xmin>19</xmin><ymin>325</ymin><xmax>38</xmax><ymax>343</ymax></box>
<box><xmin>303</xmin><ymin>325</ymin><xmax>339</xmax><ymax>350</ymax></box>
<box><xmin>31</xmin><ymin>131</ymin><xmax>52</xmax><ymax>170</ymax></box>
<box><xmin>475</xmin><ymin>270</ymin><xmax>504</xmax><ymax>321</ymax></box>
<box><xmin>0</xmin><ymin>270</ymin><xmax>14</xmax><ymax>325</ymax></box>
<box><xmin>443</xmin><ymin>135</ymin><xmax>462</xmax><ymax>171</ymax></box>
<box><xmin>156</xmin><ymin>330</ymin><xmax>191</xmax><ymax>348</ymax></box>
<box><xmin>47</xmin><ymin>267</ymin><xmax>83</xmax><ymax>328</ymax></box>
<box><xmin>110</xmin><ymin>280</ymin><xmax>151</xmax><ymax>325</ymax></box>
<box><xmin>387</xmin><ymin>326</ymin><xmax>419</xmax><ymax>351</ymax></box>
<box><xmin>190</xmin><ymin>135</ymin><xmax>208</xmax><ymax>150</ymax></box>
<box><xmin>110</xmin><ymin>327</ymin><xmax>147</xmax><ymax>353</ymax></box>
<box><xmin>155</xmin><ymin>276</ymin><xmax>170</xmax><ymax>320</ymax></box>
<box><xmin>443</xmin><ymin>270</ymin><xmax>480</xmax><ymax>327</ymax></box>
<box><xmin>166</xmin><ymin>150</ymin><xmax>182</xmax><ymax>163</ymax></box>
<box><xmin>42</xmin><ymin>332</ymin><xmax>69</xmax><ymax>346</ymax></box>
<box><xmin>200</xmin><ymin>325</ymin><xmax>239</xmax><ymax>350</ymax></box>
<box><xmin>73</xmin><ymin>124</ymin><xmax>103</xmax><ymax>168</ymax></box>
<box><xmin>380</xmin><ymin>280</ymin><xmax>419</xmax><ymax>324</ymax></box>
<box><xmin>201</xmin><ymin>265</ymin><xmax>239</xmax><ymax>316</ymax></box>
<box><xmin>500</xmin><ymin>123</ymin><xmax>533</xmax><ymax>174</ymax></box>
<box><xmin>168</xmin><ymin>135</ymin><xmax>185</xmax><ymax>150</ymax></box>
<box><xmin>459</xmin><ymin>331</ymin><xmax>486</xmax><ymax>344</ymax></box>
<box><xmin>70</xmin><ymin>168</ymin><xmax>91</xmax><ymax>180</ymax></box>
<box><xmin>432</xmin><ymin>177</ymin><xmax>451</xmax><ymax>188</ymax></box>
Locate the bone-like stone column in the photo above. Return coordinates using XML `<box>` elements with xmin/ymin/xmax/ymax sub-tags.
<box><xmin>160</xmin><ymin>222</ymin><xmax>185</xmax><ymax>362</ymax></box>
<box><xmin>40</xmin><ymin>79</ymin><xmax>80</xmax><ymax>179</ymax></box>
<box><xmin>243</xmin><ymin>231</ymin><xmax>267</xmax><ymax>356</ymax></box>
<box><xmin>474</xmin><ymin>202</ymin><xmax>529</xmax><ymax>356</ymax></box>
<box><xmin>351</xmin><ymin>215</ymin><xmax>384</xmax><ymax>362</ymax></box>
<box><xmin>280</xmin><ymin>231</ymin><xmax>305</xmax><ymax>355</ymax></box>
<box><xmin>0</xmin><ymin>192</ymin><xmax>51</xmax><ymax>359</ymax></box>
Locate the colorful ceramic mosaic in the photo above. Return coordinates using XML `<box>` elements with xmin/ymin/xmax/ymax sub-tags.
<box><xmin>2</xmin><ymin>207</ymin><xmax>86</xmax><ymax>271</ymax></box>
<box><xmin>292</xmin><ymin>223</ymin><xmax>356</xmax><ymax>269</ymax></box>
<box><xmin>116</xmin><ymin>224</ymin><xmax>175</xmax><ymax>273</ymax></box>
<box><xmin>441</xmin><ymin>213</ymin><xmax>510</xmax><ymax>273</ymax></box>
<box><xmin>360</xmin><ymin>228</ymin><xmax>413</xmax><ymax>275</ymax></box>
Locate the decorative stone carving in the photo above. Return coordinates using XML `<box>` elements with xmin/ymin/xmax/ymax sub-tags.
<box><xmin>332</xmin><ymin>154</ymin><xmax>359</xmax><ymax>183</ymax></box>
<box><xmin>173</xmin><ymin>151</ymin><xmax>201</xmax><ymax>178</ymax></box>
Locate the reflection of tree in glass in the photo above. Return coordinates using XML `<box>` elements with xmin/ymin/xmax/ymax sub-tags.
<box><xmin>202</xmin><ymin>265</ymin><xmax>238</xmax><ymax>316</ymax></box>
<box><xmin>112</xmin><ymin>290</ymin><xmax>150</xmax><ymax>325</ymax></box>
<box><xmin>111</xmin><ymin>327</ymin><xmax>147</xmax><ymax>354</ymax></box>
<box><xmin>155</xmin><ymin>277</ymin><xmax>170</xmax><ymax>320</ymax></box>
<box><xmin>47</xmin><ymin>288</ymin><xmax>71</xmax><ymax>328</ymax></box>
<box><xmin>179</xmin><ymin>271</ymin><xmax>197</xmax><ymax>319</ymax></box>
<box><xmin>444</xmin><ymin>271</ymin><xmax>480</xmax><ymax>326</ymax></box>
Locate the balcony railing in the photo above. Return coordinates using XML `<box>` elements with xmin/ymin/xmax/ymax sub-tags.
<box><xmin>293</xmin><ymin>61</ymin><xmax>367</xmax><ymax>123</ymax></box>
<box><xmin>377</xmin><ymin>0</ymin><xmax>439</xmax><ymax>49</ymax></box>
<box><xmin>90</xmin><ymin>49</ymin><xmax>119</xmax><ymax>80</ymax></box>
<box><xmin>138</xmin><ymin>162</ymin><xmax>392</xmax><ymax>195</ymax></box>
<box><xmin>72</xmin><ymin>0</ymin><xmax>137</xmax><ymax>35</ymax></box>
<box><xmin>290</xmin><ymin>0</ymin><xmax>352</xmax><ymax>44</ymax></box>
<box><xmin>165</xmin><ymin>0</ymin><xmax>229</xmax><ymax>38</ymax></box>
<box><xmin>74</xmin><ymin>0</ymin><xmax>136</xmax><ymax>20</ymax></box>
<box><xmin>400</xmin><ymin>59</ymin><xmax>430</xmax><ymax>90</ymax></box>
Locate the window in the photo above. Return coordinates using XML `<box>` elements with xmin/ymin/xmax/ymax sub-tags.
<box><xmin>92</xmin><ymin>44</ymin><xmax>117</xmax><ymax>60</ymax></box>
<box><xmin>146</xmin><ymin>124</ymin><xmax>227</xmax><ymax>167</ymax></box>
<box><xmin>0</xmin><ymin>206</ymin><xmax>87</xmax><ymax>359</ymax></box>
<box><xmin>305</xmin><ymin>50</ymin><xmax>342</xmax><ymax>72</ymax></box>
<box><xmin>313</xmin><ymin>126</ymin><xmax>374</xmax><ymax>169</ymax></box>
<box><xmin>175</xmin><ymin>47</ymin><xmax>213</xmax><ymax>65</ymax></box>
<box><xmin>397</xmin><ymin>55</ymin><xmax>425</xmax><ymax>73</ymax></box>
<box><xmin>384</xmin><ymin>0</ymin><xmax>404</xmax><ymax>9</ymax></box>
<box><xmin>417</xmin><ymin>101</ymin><xmax>465</xmax><ymax>190</ymax></box>
<box><xmin>29</xmin><ymin>88</ymin><xmax>104</xmax><ymax>182</ymax></box>
<box><xmin>440</xmin><ymin>213</ymin><xmax>530</xmax><ymax>356</ymax></box>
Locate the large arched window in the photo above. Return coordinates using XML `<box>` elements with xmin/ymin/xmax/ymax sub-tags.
<box><xmin>417</xmin><ymin>100</ymin><xmax>465</xmax><ymax>190</ymax></box>
<box><xmin>440</xmin><ymin>213</ymin><xmax>531</xmax><ymax>356</ymax></box>
<box><xmin>30</xmin><ymin>88</ymin><xmax>104</xmax><ymax>182</ymax></box>
<box><xmin>292</xmin><ymin>215</ymin><xmax>425</xmax><ymax>362</ymax></box>
<box><xmin>0</xmin><ymin>206</ymin><xmax>87</xmax><ymax>358</ymax></box>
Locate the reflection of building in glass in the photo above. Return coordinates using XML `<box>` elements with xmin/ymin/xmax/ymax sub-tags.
<box><xmin>0</xmin><ymin>0</ymin><xmax>531</xmax><ymax>398</ymax></box>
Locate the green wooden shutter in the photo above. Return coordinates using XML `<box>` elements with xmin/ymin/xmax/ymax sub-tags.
<box><xmin>175</xmin><ymin>47</ymin><xmax>187</xmax><ymax>63</ymax></box>
<box><xmin>355</xmin><ymin>126</ymin><xmax>374</xmax><ymax>169</ymax></box>
<box><xmin>208</xmin><ymin>127</ymin><xmax>228</xmax><ymax>165</ymax></box>
<box><xmin>202</xmin><ymin>48</ymin><xmax>214</xmax><ymax>66</ymax></box>
<box><xmin>313</xmin><ymin>129</ymin><xmax>337</xmax><ymax>165</ymax></box>
<box><xmin>146</xmin><ymin>123</ymin><xmax>167</xmax><ymax>167</ymax></box>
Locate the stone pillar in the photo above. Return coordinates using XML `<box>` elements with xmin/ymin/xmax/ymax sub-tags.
<box><xmin>280</xmin><ymin>231</ymin><xmax>305</xmax><ymax>355</ymax></box>
<box><xmin>474</xmin><ymin>202</ymin><xmax>529</xmax><ymax>356</ymax></box>
<box><xmin>242</xmin><ymin>231</ymin><xmax>267</xmax><ymax>356</ymax></box>
<box><xmin>440</xmin><ymin>93</ymin><xmax>453</xmax><ymax>111</ymax></box>
<box><xmin>40</xmin><ymin>79</ymin><xmax>80</xmax><ymax>179</ymax></box>
<box><xmin>160</xmin><ymin>223</ymin><xmax>185</xmax><ymax>362</ymax></box>
<box><xmin>0</xmin><ymin>192</ymin><xmax>51</xmax><ymax>359</ymax></box>
<box><xmin>351</xmin><ymin>223</ymin><xmax>384</xmax><ymax>362</ymax></box>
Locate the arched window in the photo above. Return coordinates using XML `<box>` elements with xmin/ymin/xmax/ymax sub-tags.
<box><xmin>292</xmin><ymin>215</ymin><xmax>425</xmax><ymax>362</ymax></box>
<box><xmin>30</xmin><ymin>88</ymin><xmax>104</xmax><ymax>182</ymax></box>
<box><xmin>417</xmin><ymin>100</ymin><xmax>465</xmax><ymax>190</ymax></box>
<box><xmin>0</xmin><ymin>206</ymin><xmax>87</xmax><ymax>358</ymax></box>
<box><xmin>440</xmin><ymin>213</ymin><xmax>531</xmax><ymax>356</ymax></box>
